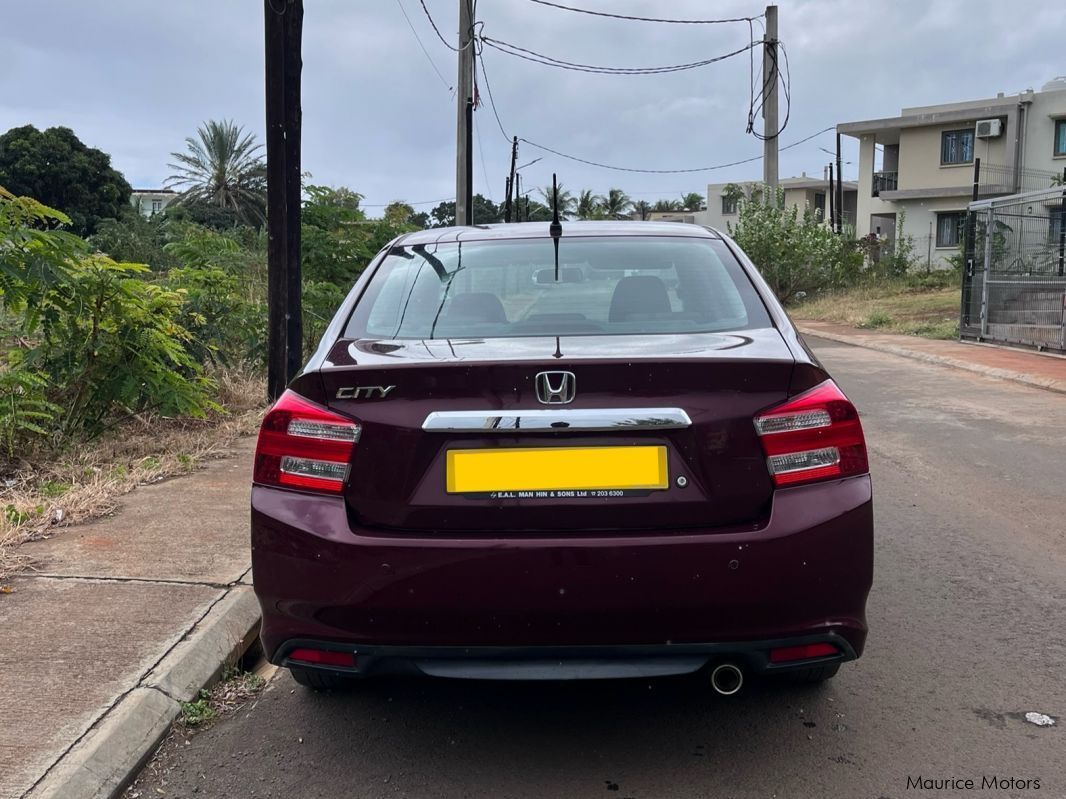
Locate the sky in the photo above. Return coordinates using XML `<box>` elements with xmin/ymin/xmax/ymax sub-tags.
<box><xmin>2</xmin><ymin>0</ymin><xmax>1064</xmax><ymax>214</ymax></box>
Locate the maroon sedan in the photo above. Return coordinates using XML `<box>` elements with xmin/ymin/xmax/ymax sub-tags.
<box><xmin>251</xmin><ymin>221</ymin><xmax>872</xmax><ymax>694</ymax></box>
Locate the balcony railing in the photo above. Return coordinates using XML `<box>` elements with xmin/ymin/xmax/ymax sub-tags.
<box><xmin>872</xmin><ymin>171</ymin><xmax>898</xmax><ymax>197</ymax></box>
<box><xmin>978</xmin><ymin>163</ymin><xmax>1063</xmax><ymax>197</ymax></box>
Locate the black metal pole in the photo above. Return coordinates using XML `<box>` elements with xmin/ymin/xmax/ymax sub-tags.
<box><xmin>961</xmin><ymin>157</ymin><xmax>981</xmax><ymax>329</ymax></box>
<box><xmin>1058</xmin><ymin>167</ymin><xmax>1065</xmax><ymax>277</ymax></box>
<box><xmin>827</xmin><ymin>163</ymin><xmax>835</xmax><ymax>230</ymax></box>
<box><xmin>835</xmin><ymin>131</ymin><xmax>844</xmax><ymax>234</ymax></box>
<box><xmin>283</xmin><ymin>0</ymin><xmax>303</xmax><ymax>382</ymax></box>
<box><xmin>465</xmin><ymin>97</ymin><xmax>474</xmax><ymax>223</ymax></box>
<box><xmin>264</xmin><ymin>0</ymin><xmax>289</xmax><ymax>400</ymax></box>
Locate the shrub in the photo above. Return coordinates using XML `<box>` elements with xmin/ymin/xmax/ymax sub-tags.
<box><xmin>0</xmin><ymin>367</ymin><xmax>61</xmax><ymax>459</ymax></box>
<box><xmin>166</xmin><ymin>266</ymin><xmax>264</xmax><ymax>367</ymax></box>
<box><xmin>22</xmin><ymin>255</ymin><xmax>219</xmax><ymax>435</ymax></box>
<box><xmin>728</xmin><ymin>188</ymin><xmax>863</xmax><ymax>302</ymax></box>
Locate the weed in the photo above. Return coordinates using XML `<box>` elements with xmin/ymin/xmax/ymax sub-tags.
<box><xmin>859</xmin><ymin>312</ymin><xmax>893</xmax><ymax>329</ymax></box>
<box><xmin>179</xmin><ymin>690</ymin><xmax>217</xmax><ymax>727</ymax></box>
<box><xmin>39</xmin><ymin>480</ymin><xmax>70</xmax><ymax>498</ymax></box>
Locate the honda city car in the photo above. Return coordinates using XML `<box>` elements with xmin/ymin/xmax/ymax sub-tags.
<box><xmin>251</xmin><ymin>221</ymin><xmax>873</xmax><ymax>694</ymax></box>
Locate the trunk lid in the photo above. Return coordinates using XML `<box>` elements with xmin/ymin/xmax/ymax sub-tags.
<box><xmin>322</xmin><ymin>329</ymin><xmax>794</xmax><ymax>533</ymax></box>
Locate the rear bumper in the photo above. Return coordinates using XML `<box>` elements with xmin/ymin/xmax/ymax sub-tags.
<box><xmin>276</xmin><ymin>633</ymin><xmax>857</xmax><ymax>680</ymax></box>
<box><xmin>252</xmin><ymin>474</ymin><xmax>873</xmax><ymax>662</ymax></box>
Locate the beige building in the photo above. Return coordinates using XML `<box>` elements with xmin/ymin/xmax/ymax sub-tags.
<box><xmin>839</xmin><ymin>78</ymin><xmax>1066</xmax><ymax>267</ymax></box>
<box><xmin>700</xmin><ymin>174</ymin><xmax>857</xmax><ymax>233</ymax></box>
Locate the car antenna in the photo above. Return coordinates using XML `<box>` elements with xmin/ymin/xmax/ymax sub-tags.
<box><xmin>550</xmin><ymin>173</ymin><xmax>562</xmax><ymax>280</ymax></box>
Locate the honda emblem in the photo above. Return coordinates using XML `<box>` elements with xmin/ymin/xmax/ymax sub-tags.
<box><xmin>535</xmin><ymin>371</ymin><xmax>576</xmax><ymax>405</ymax></box>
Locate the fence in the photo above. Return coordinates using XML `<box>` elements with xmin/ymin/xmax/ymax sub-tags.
<box><xmin>960</xmin><ymin>185</ymin><xmax>1066</xmax><ymax>352</ymax></box>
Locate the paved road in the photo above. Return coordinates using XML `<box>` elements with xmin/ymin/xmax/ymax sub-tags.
<box><xmin>129</xmin><ymin>339</ymin><xmax>1065</xmax><ymax>799</ymax></box>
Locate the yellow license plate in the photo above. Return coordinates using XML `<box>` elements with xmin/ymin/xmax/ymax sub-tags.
<box><xmin>446</xmin><ymin>445</ymin><xmax>668</xmax><ymax>494</ymax></box>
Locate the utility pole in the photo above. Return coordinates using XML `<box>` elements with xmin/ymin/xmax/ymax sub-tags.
<box><xmin>835</xmin><ymin>130</ymin><xmax>844</xmax><ymax>234</ymax></box>
<box><xmin>264</xmin><ymin>0</ymin><xmax>303</xmax><ymax>400</ymax></box>
<box><xmin>505</xmin><ymin>136</ymin><xmax>518</xmax><ymax>223</ymax></box>
<box><xmin>455</xmin><ymin>0</ymin><xmax>475</xmax><ymax>225</ymax></box>
<box><xmin>761</xmin><ymin>4</ymin><xmax>778</xmax><ymax>192</ymax></box>
<box><xmin>827</xmin><ymin>162</ymin><xmax>835</xmax><ymax>229</ymax></box>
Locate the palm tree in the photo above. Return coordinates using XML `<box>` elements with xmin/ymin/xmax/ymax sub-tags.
<box><xmin>680</xmin><ymin>192</ymin><xmax>706</xmax><ymax>212</ymax></box>
<box><xmin>167</xmin><ymin>120</ymin><xmax>267</xmax><ymax>225</ymax></box>
<box><xmin>602</xmin><ymin>188</ymin><xmax>633</xmax><ymax>219</ymax></box>
<box><xmin>652</xmin><ymin>199</ymin><xmax>682</xmax><ymax>213</ymax></box>
<box><xmin>633</xmin><ymin>200</ymin><xmax>651</xmax><ymax>221</ymax></box>
<box><xmin>538</xmin><ymin>182</ymin><xmax>577</xmax><ymax>220</ymax></box>
<box><xmin>576</xmin><ymin>189</ymin><xmax>604</xmax><ymax>220</ymax></box>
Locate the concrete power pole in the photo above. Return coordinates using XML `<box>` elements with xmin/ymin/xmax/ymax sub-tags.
<box><xmin>455</xmin><ymin>0</ymin><xmax>475</xmax><ymax>225</ymax></box>
<box><xmin>762</xmin><ymin>4</ymin><xmax>779</xmax><ymax>192</ymax></box>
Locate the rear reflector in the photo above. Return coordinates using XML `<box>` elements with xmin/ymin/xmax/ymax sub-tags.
<box><xmin>287</xmin><ymin>648</ymin><xmax>356</xmax><ymax>668</ymax></box>
<box><xmin>769</xmin><ymin>642</ymin><xmax>839</xmax><ymax>663</ymax></box>
<box><xmin>253</xmin><ymin>390</ymin><xmax>361</xmax><ymax>494</ymax></box>
<box><xmin>754</xmin><ymin>380</ymin><xmax>868</xmax><ymax>488</ymax></box>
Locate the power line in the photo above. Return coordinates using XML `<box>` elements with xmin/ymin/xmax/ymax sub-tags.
<box><xmin>525</xmin><ymin>0</ymin><xmax>761</xmax><ymax>25</ymax></box>
<box><xmin>395</xmin><ymin>0</ymin><xmax>453</xmax><ymax>93</ymax></box>
<box><xmin>518</xmin><ymin>127</ymin><xmax>836</xmax><ymax>174</ymax></box>
<box><xmin>362</xmin><ymin>196</ymin><xmax>455</xmax><ymax>208</ymax></box>
<box><xmin>481</xmin><ymin>36</ymin><xmax>756</xmax><ymax>75</ymax></box>
<box><xmin>417</xmin><ymin>0</ymin><xmax>473</xmax><ymax>51</ymax></box>
<box><xmin>476</xmin><ymin>49</ymin><xmax>510</xmax><ymax>141</ymax></box>
<box><xmin>474</xmin><ymin>110</ymin><xmax>494</xmax><ymax>202</ymax></box>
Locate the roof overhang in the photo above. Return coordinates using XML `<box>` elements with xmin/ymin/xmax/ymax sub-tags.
<box><xmin>837</xmin><ymin>101</ymin><xmax>1017</xmax><ymax>141</ymax></box>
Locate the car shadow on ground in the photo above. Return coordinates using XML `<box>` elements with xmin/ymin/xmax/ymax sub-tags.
<box><xmin>276</xmin><ymin>669</ymin><xmax>844</xmax><ymax>784</ymax></box>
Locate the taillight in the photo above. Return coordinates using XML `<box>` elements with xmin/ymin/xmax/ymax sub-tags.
<box><xmin>769</xmin><ymin>642</ymin><xmax>839</xmax><ymax>663</ymax></box>
<box><xmin>253</xmin><ymin>390</ymin><xmax>361</xmax><ymax>494</ymax></box>
<box><xmin>754</xmin><ymin>379</ymin><xmax>868</xmax><ymax>487</ymax></box>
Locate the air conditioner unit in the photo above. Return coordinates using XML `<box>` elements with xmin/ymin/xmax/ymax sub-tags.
<box><xmin>975</xmin><ymin>119</ymin><xmax>1003</xmax><ymax>138</ymax></box>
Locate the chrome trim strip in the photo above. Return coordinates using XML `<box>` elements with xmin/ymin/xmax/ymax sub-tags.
<box><xmin>422</xmin><ymin>408</ymin><xmax>692</xmax><ymax>433</ymax></box>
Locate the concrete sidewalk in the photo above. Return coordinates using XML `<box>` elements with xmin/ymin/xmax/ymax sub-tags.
<box><xmin>0</xmin><ymin>439</ymin><xmax>258</xmax><ymax>799</ymax></box>
<box><xmin>795</xmin><ymin>320</ymin><xmax>1066</xmax><ymax>396</ymax></box>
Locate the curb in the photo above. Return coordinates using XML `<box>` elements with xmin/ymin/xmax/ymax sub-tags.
<box><xmin>27</xmin><ymin>585</ymin><xmax>261</xmax><ymax>799</ymax></box>
<box><xmin>798</xmin><ymin>326</ymin><xmax>1066</xmax><ymax>397</ymax></box>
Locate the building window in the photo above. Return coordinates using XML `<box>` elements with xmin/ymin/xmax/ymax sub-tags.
<box><xmin>814</xmin><ymin>192</ymin><xmax>826</xmax><ymax>219</ymax></box>
<box><xmin>1055</xmin><ymin>119</ymin><xmax>1066</xmax><ymax>157</ymax></box>
<box><xmin>721</xmin><ymin>195</ymin><xmax>738</xmax><ymax>215</ymax></box>
<box><xmin>936</xmin><ymin>211</ymin><xmax>966</xmax><ymax>248</ymax></box>
<box><xmin>151</xmin><ymin>199</ymin><xmax>162</xmax><ymax>214</ymax></box>
<box><xmin>940</xmin><ymin>129</ymin><xmax>974</xmax><ymax>165</ymax></box>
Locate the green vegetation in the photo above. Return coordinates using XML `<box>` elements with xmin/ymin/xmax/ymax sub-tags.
<box><xmin>0</xmin><ymin>125</ymin><xmax>132</xmax><ymax>236</ymax></box>
<box><xmin>728</xmin><ymin>186</ymin><xmax>864</xmax><ymax>302</ymax></box>
<box><xmin>0</xmin><ymin>117</ymin><xmax>418</xmax><ymax>467</ymax></box>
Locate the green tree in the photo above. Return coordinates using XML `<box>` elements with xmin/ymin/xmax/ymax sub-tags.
<box><xmin>166</xmin><ymin>120</ymin><xmax>266</xmax><ymax>227</ymax></box>
<box><xmin>0</xmin><ymin>125</ymin><xmax>132</xmax><ymax>236</ymax></box>
<box><xmin>632</xmin><ymin>199</ymin><xmax>651</xmax><ymax>221</ymax></box>
<box><xmin>89</xmin><ymin>212</ymin><xmax>179</xmax><ymax>271</ymax></box>
<box><xmin>429</xmin><ymin>195</ymin><xmax>502</xmax><ymax>227</ymax></box>
<box><xmin>680</xmin><ymin>192</ymin><xmax>706</xmax><ymax>212</ymax></box>
<box><xmin>576</xmin><ymin>189</ymin><xmax>604</xmax><ymax>220</ymax></box>
<box><xmin>728</xmin><ymin>186</ymin><xmax>862</xmax><ymax>302</ymax></box>
<box><xmin>652</xmin><ymin>199</ymin><xmax>682</xmax><ymax>212</ymax></box>
<box><xmin>538</xmin><ymin>182</ymin><xmax>577</xmax><ymax>219</ymax></box>
<box><xmin>384</xmin><ymin>200</ymin><xmax>429</xmax><ymax>229</ymax></box>
<box><xmin>602</xmin><ymin>188</ymin><xmax>633</xmax><ymax>219</ymax></box>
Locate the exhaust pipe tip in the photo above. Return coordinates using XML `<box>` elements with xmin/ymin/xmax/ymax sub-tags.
<box><xmin>710</xmin><ymin>663</ymin><xmax>744</xmax><ymax>696</ymax></box>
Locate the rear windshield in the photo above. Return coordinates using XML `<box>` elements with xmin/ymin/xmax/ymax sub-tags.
<box><xmin>344</xmin><ymin>236</ymin><xmax>771</xmax><ymax>339</ymax></box>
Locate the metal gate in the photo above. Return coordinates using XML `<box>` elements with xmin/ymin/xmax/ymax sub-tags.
<box><xmin>961</xmin><ymin>185</ymin><xmax>1066</xmax><ymax>353</ymax></box>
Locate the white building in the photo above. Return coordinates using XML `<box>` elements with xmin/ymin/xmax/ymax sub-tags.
<box><xmin>700</xmin><ymin>174</ymin><xmax>858</xmax><ymax>233</ymax></box>
<box><xmin>130</xmin><ymin>188</ymin><xmax>178</xmax><ymax>217</ymax></box>
<box><xmin>838</xmin><ymin>78</ymin><xmax>1066</xmax><ymax>267</ymax></box>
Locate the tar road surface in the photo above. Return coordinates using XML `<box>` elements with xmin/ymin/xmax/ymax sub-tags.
<box><xmin>128</xmin><ymin>338</ymin><xmax>1064</xmax><ymax>799</ymax></box>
